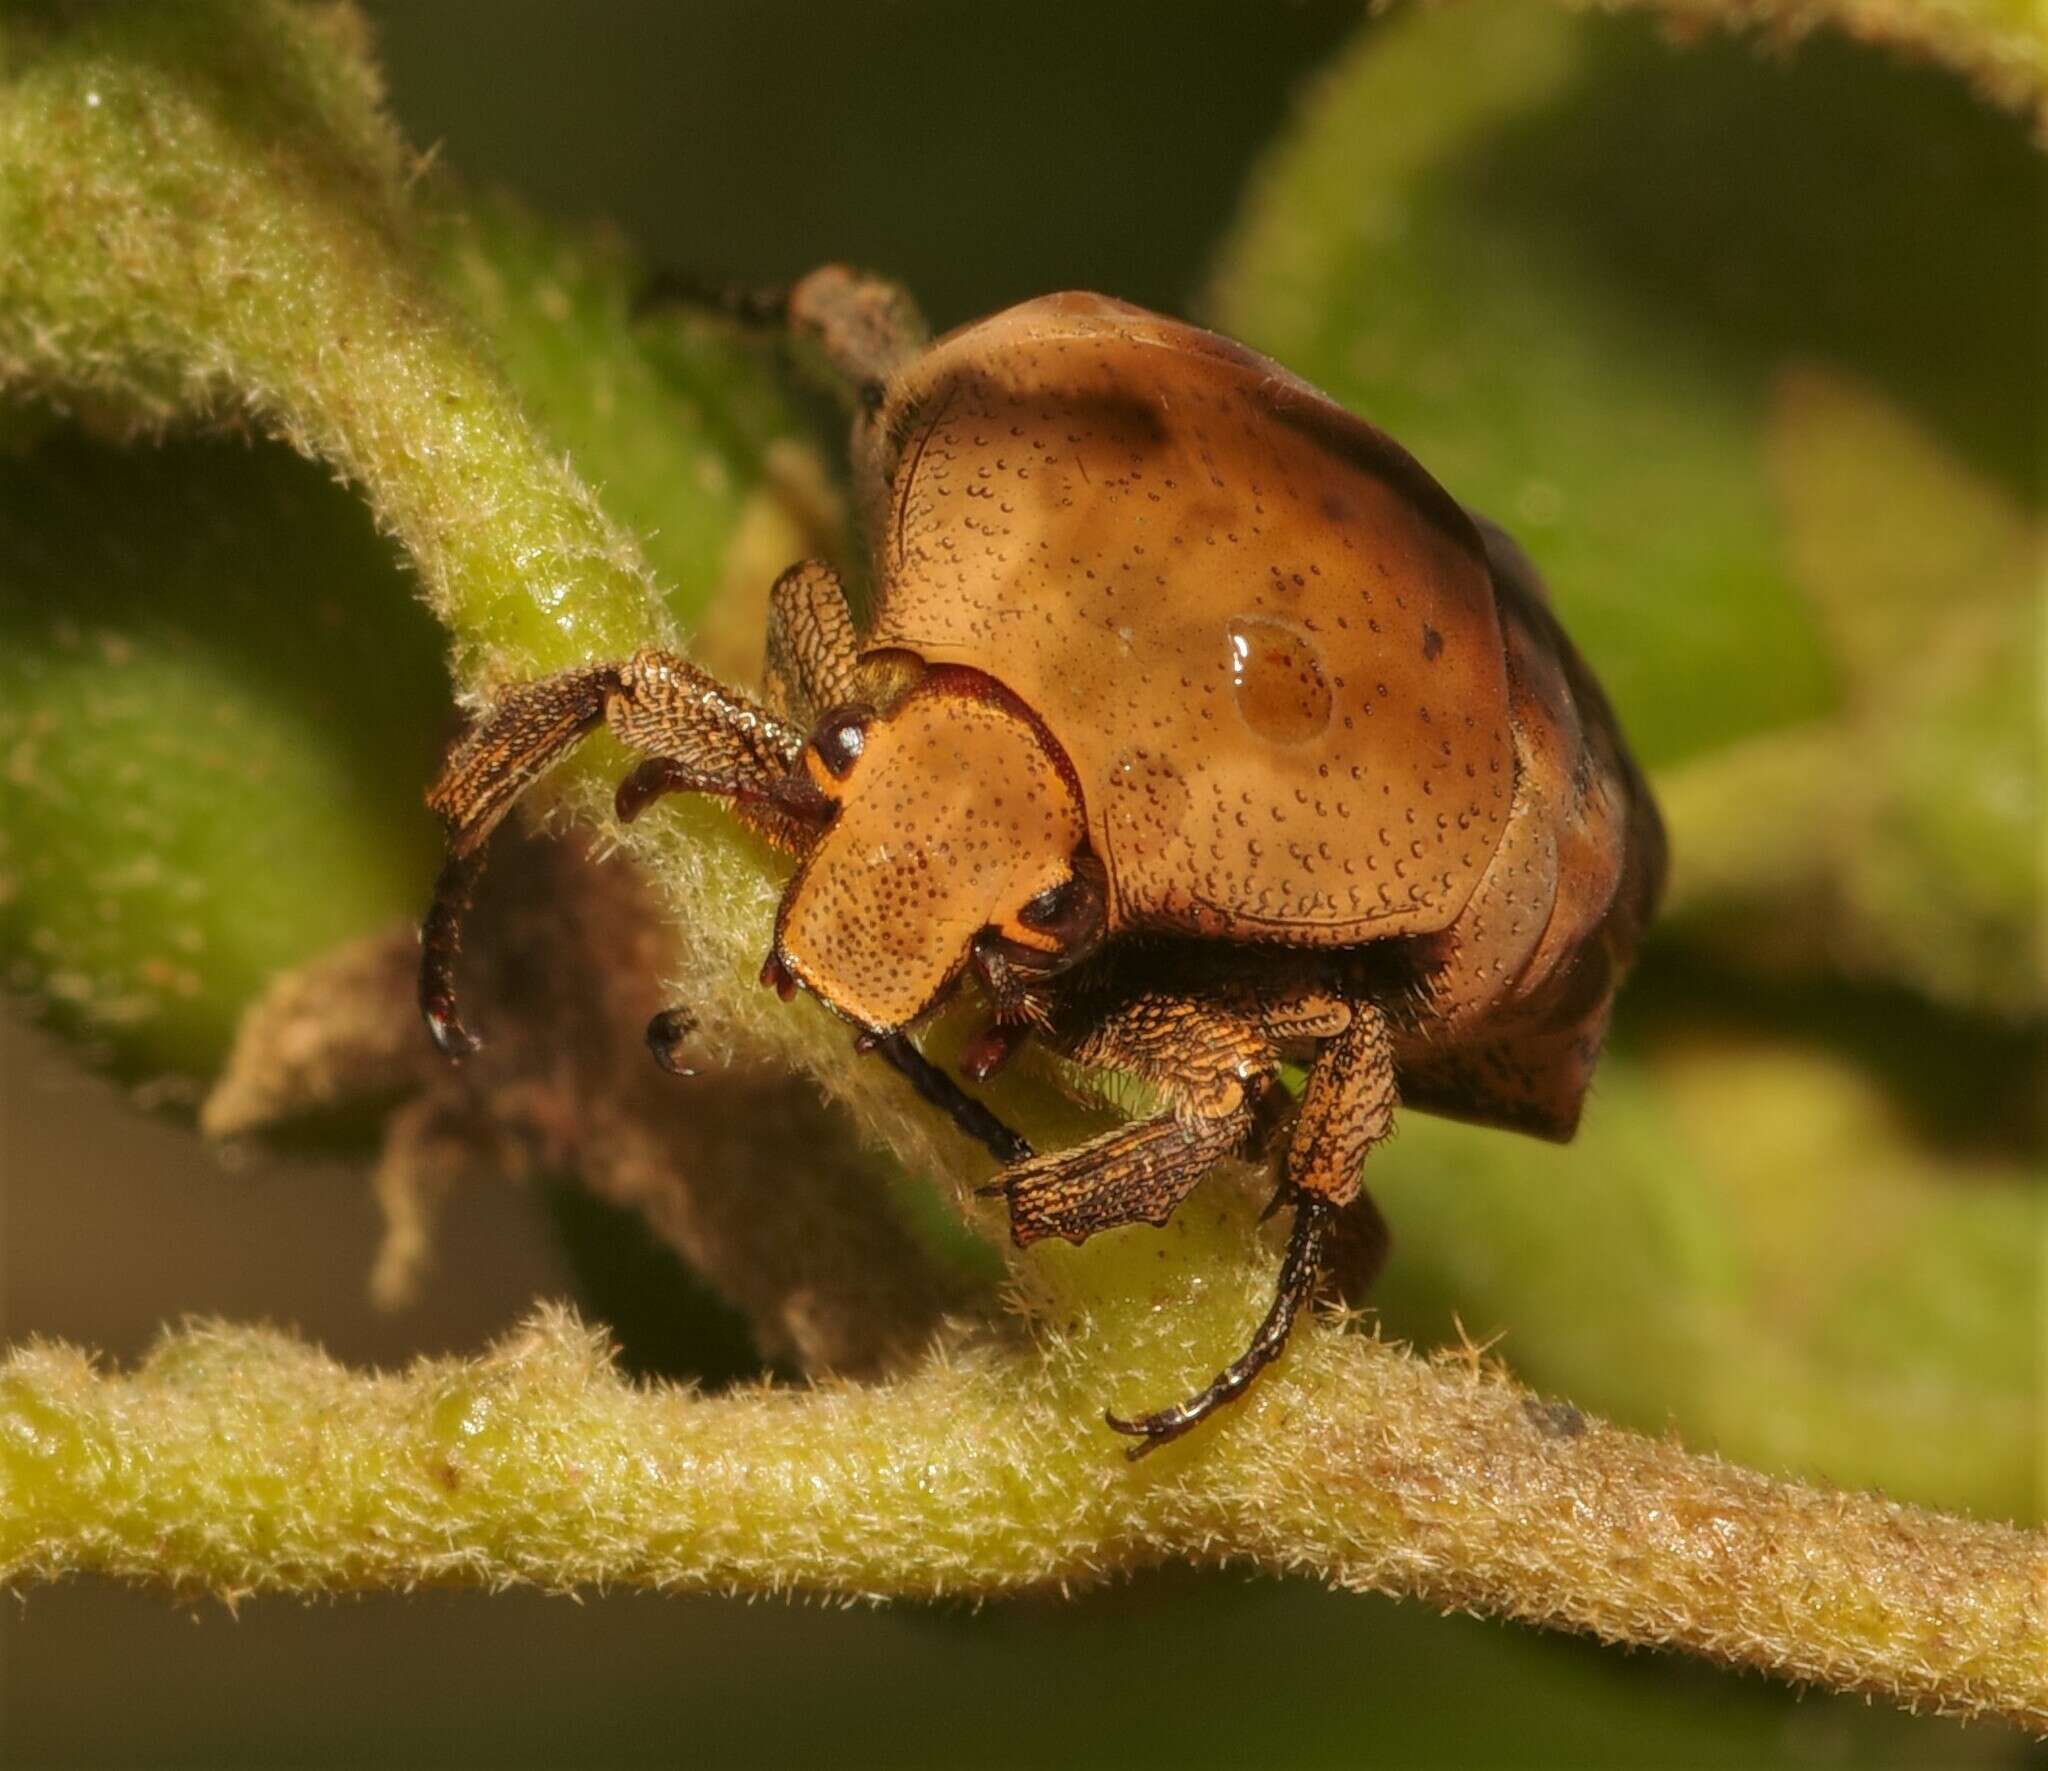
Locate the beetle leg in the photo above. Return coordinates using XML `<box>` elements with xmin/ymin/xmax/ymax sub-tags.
<box><xmin>1060</xmin><ymin>985</ymin><xmax>1278</xmax><ymax>1096</ymax></box>
<box><xmin>1284</xmin><ymin>1001</ymin><xmax>1397</xmax><ymax>1207</ymax></box>
<box><xmin>420</xmin><ymin>650</ymin><xmax>809</xmax><ymax>1056</ymax></box>
<box><xmin>1326</xmin><ymin>1183</ymin><xmax>1393</xmax><ymax>1300</ymax></box>
<box><xmin>1105</xmin><ymin>1191</ymin><xmax>1334</xmax><ymax>1459</ymax></box>
<box><xmin>784</xmin><ymin>265</ymin><xmax>929</xmax><ymax>409</ymax></box>
<box><xmin>425</xmin><ymin>664</ymin><xmax>622</xmax><ymax>864</ymax></box>
<box><xmin>989</xmin><ymin>990</ymin><xmax>1276</xmax><ymax>1245</ymax></box>
<box><xmin>634</xmin><ymin>268</ymin><xmax>792</xmax><ymax>328</ymax></box>
<box><xmin>762</xmin><ymin>559</ymin><xmax>861</xmax><ymax>725</ymax></box>
<box><xmin>420</xmin><ymin>664</ymin><xmax>621</xmax><ymax>1056</ymax></box>
<box><xmin>600</xmin><ymin>649</ymin><xmax>807</xmax><ymax>803</ymax></box>
<box><xmin>960</xmin><ymin>1018</ymin><xmax>1031</xmax><ymax>1082</ymax></box>
<box><xmin>991</xmin><ymin>1099</ymin><xmax>1255</xmax><ymax>1246</ymax></box>
<box><xmin>869</xmin><ymin>1033</ymin><xmax>1034</xmax><ymax>1167</ymax></box>
<box><xmin>1103</xmin><ymin>1002</ymin><xmax>1397</xmax><ymax>1458</ymax></box>
<box><xmin>638</xmin><ymin>265</ymin><xmax>926</xmax><ymax>409</ymax></box>
<box><xmin>645</xmin><ymin>1005</ymin><xmax>698</xmax><ymax>1075</ymax></box>
<box><xmin>641</xmin><ymin>993</ymin><xmax>1032</xmax><ymax>1164</ymax></box>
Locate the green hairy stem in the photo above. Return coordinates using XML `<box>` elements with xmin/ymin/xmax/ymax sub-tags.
<box><xmin>4</xmin><ymin>1304</ymin><xmax>2042</xmax><ymax>1729</ymax></box>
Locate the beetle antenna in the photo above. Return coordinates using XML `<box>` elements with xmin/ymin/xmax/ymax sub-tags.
<box><xmin>634</xmin><ymin>268</ymin><xmax>790</xmax><ymax>328</ymax></box>
<box><xmin>1104</xmin><ymin>1189</ymin><xmax>1334</xmax><ymax>1459</ymax></box>
<box><xmin>418</xmin><ymin>663</ymin><xmax>623</xmax><ymax>1057</ymax></box>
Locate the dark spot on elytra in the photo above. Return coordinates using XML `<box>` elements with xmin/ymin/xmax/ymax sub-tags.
<box><xmin>1263</xmin><ymin>388</ymin><xmax>1483</xmax><ymax>564</ymax></box>
<box><xmin>928</xmin><ymin>366</ymin><xmax>1172</xmax><ymax>452</ymax></box>
<box><xmin>1422</xmin><ymin>624</ymin><xmax>1443</xmax><ymax>662</ymax></box>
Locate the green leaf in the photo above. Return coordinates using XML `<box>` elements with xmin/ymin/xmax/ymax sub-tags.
<box><xmin>0</xmin><ymin>434</ymin><xmax>445</xmax><ymax>1079</ymax></box>
<box><xmin>1365</xmin><ymin>1016</ymin><xmax>2041</xmax><ymax>1522</ymax></box>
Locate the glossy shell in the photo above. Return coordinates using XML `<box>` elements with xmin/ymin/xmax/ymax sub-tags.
<box><xmin>859</xmin><ymin>294</ymin><xmax>1514</xmax><ymax>945</ymax></box>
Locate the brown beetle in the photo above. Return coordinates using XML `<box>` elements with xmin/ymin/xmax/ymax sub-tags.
<box><xmin>419</xmin><ymin>267</ymin><xmax>1665</xmax><ymax>1454</ymax></box>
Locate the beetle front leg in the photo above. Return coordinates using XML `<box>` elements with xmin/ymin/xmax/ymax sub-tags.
<box><xmin>420</xmin><ymin>663</ymin><xmax>622</xmax><ymax>1055</ymax></box>
<box><xmin>1103</xmin><ymin>1191</ymin><xmax>1336</xmax><ymax>1459</ymax></box>
<box><xmin>420</xmin><ymin>650</ymin><xmax>809</xmax><ymax>1056</ymax></box>
<box><xmin>762</xmin><ymin>559</ymin><xmax>861</xmax><ymax>725</ymax></box>
<box><xmin>1283</xmin><ymin>1000</ymin><xmax>1397</xmax><ymax>1207</ymax></box>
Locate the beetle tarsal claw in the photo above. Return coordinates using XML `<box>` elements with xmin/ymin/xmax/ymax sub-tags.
<box><xmin>1105</xmin><ymin>1190</ymin><xmax>1335</xmax><ymax>1460</ymax></box>
<box><xmin>421</xmin><ymin>999</ymin><xmax>480</xmax><ymax>1062</ymax></box>
<box><xmin>419</xmin><ymin>852</ymin><xmax>486</xmax><ymax>1060</ymax></box>
<box><xmin>644</xmin><ymin>1006</ymin><xmax>698</xmax><ymax>1076</ymax></box>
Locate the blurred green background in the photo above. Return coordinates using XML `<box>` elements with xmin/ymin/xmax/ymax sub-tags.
<box><xmin>1</xmin><ymin>2</ymin><xmax>2039</xmax><ymax>1765</ymax></box>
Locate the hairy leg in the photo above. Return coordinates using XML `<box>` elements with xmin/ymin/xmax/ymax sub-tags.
<box><xmin>1286</xmin><ymin>1002</ymin><xmax>1397</xmax><ymax>1205</ymax></box>
<box><xmin>989</xmin><ymin>976</ymin><xmax>1362</xmax><ymax>1245</ymax></box>
<box><xmin>868</xmin><ymin>1033</ymin><xmax>1034</xmax><ymax>1167</ymax></box>
<box><xmin>420</xmin><ymin>650</ymin><xmax>810</xmax><ymax>1055</ymax></box>
<box><xmin>992</xmin><ymin>1109</ymin><xmax>1255</xmax><ymax>1245</ymax></box>
<box><xmin>637</xmin><ymin>263</ymin><xmax>927</xmax><ymax>414</ymax></box>
<box><xmin>988</xmin><ymin>990</ymin><xmax>1282</xmax><ymax>1247</ymax></box>
<box><xmin>425</xmin><ymin>664</ymin><xmax>621</xmax><ymax>863</ymax></box>
<box><xmin>1104</xmin><ymin>1194</ymin><xmax>1336</xmax><ymax>1459</ymax></box>
<box><xmin>762</xmin><ymin>559</ymin><xmax>861</xmax><ymax>725</ymax></box>
<box><xmin>420</xmin><ymin>665</ymin><xmax>619</xmax><ymax>1056</ymax></box>
<box><xmin>1104</xmin><ymin>1000</ymin><xmax>1400</xmax><ymax>1459</ymax></box>
<box><xmin>640</xmin><ymin>996</ymin><xmax>1030</xmax><ymax>1166</ymax></box>
<box><xmin>423</xmin><ymin>626</ymin><xmax>1033</xmax><ymax>1155</ymax></box>
<box><xmin>602</xmin><ymin>651</ymin><xmax>808</xmax><ymax>810</ymax></box>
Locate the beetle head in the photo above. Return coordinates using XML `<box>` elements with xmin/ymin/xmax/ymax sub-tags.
<box><xmin>771</xmin><ymin>670</ymin><xmax>1105</xmax><ymax>1035</ymax></box>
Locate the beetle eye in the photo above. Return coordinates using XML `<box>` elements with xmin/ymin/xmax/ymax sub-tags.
<box><xmin>812</xmin><ymin>706</ymin><xmax>870</xmax><ymax>779</ymax></box>
<box><xmin>1020</xmin><ymin>879</ymin><xmax>1072</xmax><ymax>929</ymax></box>
<box><xmin>989</xmin><ymin>854</ymin><xmax>1107</xmax><ymax>977</ymax></box>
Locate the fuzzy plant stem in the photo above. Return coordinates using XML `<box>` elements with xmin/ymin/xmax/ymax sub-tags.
<box><xmin>1</xmin><ymin>1307</ymin><xmax>2041</xmax><ymax>1732</ymax></box>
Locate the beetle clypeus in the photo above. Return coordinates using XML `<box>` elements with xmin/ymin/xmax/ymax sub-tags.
<box><xmin>419</xmin><ymin>266</ymin><xmax>1666</xmax><ymax>1456</ymax></box>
